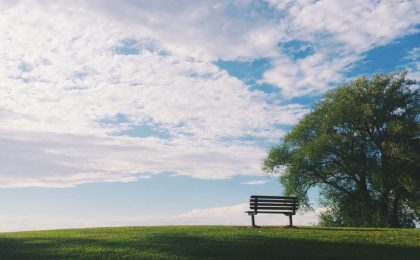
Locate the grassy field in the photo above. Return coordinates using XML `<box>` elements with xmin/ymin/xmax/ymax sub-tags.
<box><xmin>0</xmin><ymin>226</ymin><xmax>419</xmax><ymax>259</ymax></box>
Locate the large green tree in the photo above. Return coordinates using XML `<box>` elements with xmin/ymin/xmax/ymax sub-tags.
<box><xmin>263</xmin><ymin>73</ymin><xmax>420</xmax><ymax>227</ymax></box>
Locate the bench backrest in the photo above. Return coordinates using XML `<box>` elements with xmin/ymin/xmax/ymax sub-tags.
<box><xmin>250</xmin><ymin>195</ymin><xmax>297</xmax><ymax>215</ymax></box>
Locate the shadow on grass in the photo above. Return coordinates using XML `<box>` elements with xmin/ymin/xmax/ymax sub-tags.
<box><xmin>0</xmin><ymin>229</ymin><xmax>418</xmax><ymax>260</ymax></box>
<box><xmin>297</xmin><ymin>226</ymin><xmax>406</xmax><ymax>232</ymax></box>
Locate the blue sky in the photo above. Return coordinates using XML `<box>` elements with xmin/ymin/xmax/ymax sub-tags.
<box><xmin>0</xmin><ymin>0</ymin><xmax>419</xmax><ymax>231</ymax></box>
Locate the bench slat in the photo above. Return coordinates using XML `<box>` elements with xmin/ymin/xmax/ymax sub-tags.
<box><xmin>250</xmin><ymin>198</ymin><xmax>295</xmax><ymax>203</ymax></box>
<box><xmin>250</xmin><ymin>206</ymin><xmax>295</xmax><ymax>210</ymax></box>
<box><xmin>250</xmin><ymin>195</ymin><xmax>296</xmax><ymax>199</ymax></box>
<box><xmin>250</xmin><ymin>202</ymin><xmax>297</xmax><ymax>206</ymax></box>
<box><xmin>250</xmin><ymin>205</ymin><xmax>295</xmax><ymax>209</ymax></box>
<box><xmin>256</xmin><ymin>211</ymin><xmax>294</xmax><ymax>214</ymax></box>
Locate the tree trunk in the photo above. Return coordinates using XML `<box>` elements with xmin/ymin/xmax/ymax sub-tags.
<box><xmin>390</xmin><ymin>192</ymin><xmax>400</xmax><ymax>227</ymax></box>
<box><xmin>379</xmin><ymin>189</ymin><xmax>391</xmax><ymax>227</ymax></box>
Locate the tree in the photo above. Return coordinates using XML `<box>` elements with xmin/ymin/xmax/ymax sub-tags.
<box><xmin>263</xmin><ymin>72</ymin><xmax>420</xmax><ymax>227</ymax></box>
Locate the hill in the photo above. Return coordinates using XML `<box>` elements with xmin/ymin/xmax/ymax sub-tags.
<box><xmin>0</xmin><ymin>226</ymin><xmax>419</xmax><ymax>259</ymax></box>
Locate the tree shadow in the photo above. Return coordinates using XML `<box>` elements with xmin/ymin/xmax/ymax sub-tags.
<box><xmin>297</xmin><ymin>226</ymin><xmax>405</xmax><ymax>232</ymax></box>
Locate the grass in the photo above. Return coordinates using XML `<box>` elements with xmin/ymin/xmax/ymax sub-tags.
<box><xmin>0</xmin><ymin>226</ymin><xmax>419</xmax><ymax>259</ymax></box>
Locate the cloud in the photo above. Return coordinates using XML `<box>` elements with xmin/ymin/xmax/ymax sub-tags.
<box><xmin>0</xmin><ymin>0</ymin><xmax>313</xmax><ymax>187</ymax></box>
<box><xmin>173</xmin><ymin>203</ymin><xmax>325</xmax><ymax>226</ymax></box>
<box><xmin>0</xmin><ymin>0</ymin><xmax>306</xmax><ymax>139</ymax></box>
<box><xmin>72</xmin><ymin>0</ymin><xmax>284</xmax><ymax>60</ymax></box>
<box><xmin>0</xmin><ymin>214</ymin><xmax>162</xmax><ymax>232</ymax></box>
<box><xmin>77</xmin><ymin>0</ymin><xmax>420</xmax><ymax>97</ymax></box>
<box><xmin>0</xmin><ymin>130</ymin><xmax>273</xmax><ymax>187</ymax></box>
<box><xmin>405</xmin><ymin>47</ymin><xmax>420</xmax><ymax>80</ymax></box>
<box><xmin>0</xmin><ymin>204</ymin><xmax>325</xmax><ymax>232</ymax></box>
<box><xmin>0</xmin><ymin>0</ymin><xmax>418</xmax><ymax>188</ymax></box>
<box><xmin>263</xmin><ymin>0</ymin><xmax>420</xmax><ymax>97</ymax></box>
<box><xmin>268</xmin><ymin>0</ymin><xmax>419</xmax><ymax>51</ymax></box>
<box><xmin>262</xmin><ymin>53</ymin><xmax>354</xmax><ymax>97</ymax></box>
<box><xmin>240</xmin><ymin>180</ymin><xmax>269</xmax><ymax>185</ymax></box>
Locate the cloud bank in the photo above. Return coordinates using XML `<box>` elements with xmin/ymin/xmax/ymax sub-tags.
<box><xmin>0</xmin><ymin>0</ymin><xmax>418</xmax><ymax>187</ymax></box>
<box><xmin>0</xmin><ymin>204</ymin><xmax>325</xmax><ymax>232</ymax></box>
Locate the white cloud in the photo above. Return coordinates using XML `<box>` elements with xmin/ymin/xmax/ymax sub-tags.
<box><xmin>0</xmin><ymin>214</ymin><xmax>163</xmax><ymax>232</ymax></box>
<box><xmin>240</xmin><ymin>180</ymin><xmax>269</xmax><ymax>185</ymax></box>
<box><xmin>0</xmin><ymin>204</ymin><xmax>325</xmax><ymax>232</ymax></box>
<box><xmin>262</xmin><ymin>53</ymin><xmax>354</xmax><ymax>97</ymax></box>
<box><xmin>71</xmin><ymin>0</ymin><xmax>284</xmax><ymax>60</ymax></box>
<box><xmin>0</xmin><ymin>130</ymin><xmax>270</xmax><ymax>187</ymax></box>
<box><xmin>404</xmin><ymin>47</ymin><xmax>420</xmax><ymax>81</ymax></box>
<box><xmin>173</xmin><ymin>203</ymin><xmax>326</xmax><ymax>226</ymax></box>
<box><xmin>0</xmin><ymin>0</ymin><xmax>306</xmax><ymax>139</ymax></box>
<box><xmin>269</xmin><ymin>0</ymin><xmax>419</xmax><ymax>51</ymax></box>
<box><xmin>263</xmin><ymin>0</ymin><xmax>420</xmax><ymax>97</ymax></box>
<box><xmin>0</xmin><ymin>0</ymin><xmax>418</xmax><ymax>187</ymax></box>
<box><xmin>0</xmin><ymin>1</ymin><xmax>313</xmax><ymax>187</ymax></box>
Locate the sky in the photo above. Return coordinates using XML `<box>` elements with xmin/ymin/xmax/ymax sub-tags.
<box><xmin>0</xmin><ymin>0</ymin><xmax>419</xmax><ymax>232</ymax></box>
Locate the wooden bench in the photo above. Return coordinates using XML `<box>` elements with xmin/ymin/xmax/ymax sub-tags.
<box><xmin>245</xmin><ymin>195</ymin><xmax>298</xmax><ymax>227</ymax></box>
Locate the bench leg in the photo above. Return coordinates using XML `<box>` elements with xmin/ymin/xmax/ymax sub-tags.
<box><xmin>251</xmin><ymin>214</ymin><xmax>256</xmax><ymax>227</ymax></box>
<box><xmin>289</xmin><ymin>214</ymin><xmax>293</xmax><ymax>227</ymax></box>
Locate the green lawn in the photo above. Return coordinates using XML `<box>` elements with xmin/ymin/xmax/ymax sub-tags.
<box><xmin>0</xmin><ymin>226</ymin><xmax>419</xmax><ymax>259</ymax></box>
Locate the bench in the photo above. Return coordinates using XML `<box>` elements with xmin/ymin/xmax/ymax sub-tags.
<box><xmin>245</xmin><ymin>195</ymin><xmax>298</xmax><ymax>227</ymax></box>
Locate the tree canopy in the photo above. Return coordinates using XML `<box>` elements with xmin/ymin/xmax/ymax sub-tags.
<box><xmin>263</xmin><ymin>73</ymin><xmax>420</xmax><ymax>227</ymax></box>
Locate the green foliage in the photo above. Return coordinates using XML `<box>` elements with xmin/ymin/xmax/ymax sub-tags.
<box><xmin>263</xmin><ymin>72</ymin><xmax>420</xmax><ymax>227</ymax></box>
<box><xmin>0</xmin><ymin>226</ymin><xmax>419</xmax><ymax>259</ymax></box>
